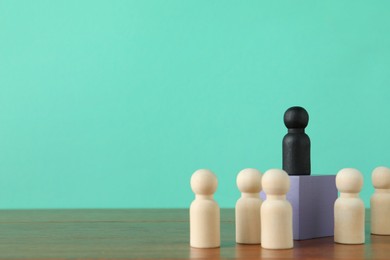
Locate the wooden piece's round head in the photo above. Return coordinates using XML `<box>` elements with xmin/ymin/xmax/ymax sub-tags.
<box><xmin>372</xmin><ymin>166</ymin><xmax>390</xmax><ymax>189</ymax></box>
<box><xmin>236</xmin><ymin>168</ymin><xmax>262</xmax><ymax>193</ymax></box>
<box><xmin>336</xmin><ymin>168</ymin><xmax>363</xmax><ymax>193</ymax></box>
<box><xmin>284</xmin><ymin>106</ymin><xmax>309</xmax><ymax>129</ymax></box>
<box><xmin>262</xmin><ymin>169</ymin><xmax>290</xmax><ymax>195</ymax></box>
<box><xmin>191</xmin><ymin>169</ymin><xmax>218</xmax><ymax>195</ymax></box>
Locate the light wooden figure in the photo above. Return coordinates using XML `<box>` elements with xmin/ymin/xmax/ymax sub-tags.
<box><xmin>334</xmin><ymin>168</ymin><xmax>365</xmax><ymax>244</ymax></box>
<box><xmin>261</xmin><ymin>169</ymin><xmax>293</xmax><ymax>249</ymax></box>
<box><xmin>371</xmin><ymin>166</ymin><xmax>390</xmax><ymax>235</ymax></box>
<box><xmin>235</xmin><ymin>168</ymin><xmax>262</xmax><ymax>244</ymax></box>
<box><xmin>190</xmin><ymin>169</ymin><xmax>220</xmax><ymax>248</ymax></box>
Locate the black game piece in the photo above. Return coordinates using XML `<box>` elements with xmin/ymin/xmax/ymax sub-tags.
<box><xmin>282</xmin><ymin>106</ymin><xmax>311</xmax><ymax>175</ymax></box>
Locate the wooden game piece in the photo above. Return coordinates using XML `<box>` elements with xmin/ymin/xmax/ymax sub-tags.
<box><xmin>235</xmin><ymin>168</ymin><xmax>262</xmax><ymax>244</ymax></box>
<box><xmin>371</xmin><ymin>166</ymin><xmax>390</xmax><ymax>235</ymax></box>
<box><xmin>190</xmin><ymin>169</ymin><xmax>220</xmax><ymax>248</ymax></box>
<box><xmin>334</xmin><ymin>168</ymin><xmax>365</xmax><ymax>244</ymax></box>
<box><xmin>261</xmin><ymin>169</ymin><xmax>293</xmax><ymax>249</ymax></box>
<box><xmin>283</xmin><ymin>106</ymin><xmax>311</xmax><ymax>175</ymax></box>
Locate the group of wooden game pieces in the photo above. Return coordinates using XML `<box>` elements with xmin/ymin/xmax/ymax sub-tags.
<box><xmin>189</xmin><ymin>106</ymin><xmax>390</xmax><ymax>249</ymax></box>
<box><xmin>189</xmin><ymin>166</ymin><xmax>390</xmax><ymax>249</ymax></box>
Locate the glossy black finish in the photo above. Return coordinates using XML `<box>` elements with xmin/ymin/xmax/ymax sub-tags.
<box><xmin>282</xmin><ymin>106</ymin><xmax>311</xmax><ymax>175</ymax></box>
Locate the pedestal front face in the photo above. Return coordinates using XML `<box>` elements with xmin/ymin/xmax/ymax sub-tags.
<box><xmin>261</xmin><ymin>175</ymin><xmax>337</xmax><ymax>240</ymax></box>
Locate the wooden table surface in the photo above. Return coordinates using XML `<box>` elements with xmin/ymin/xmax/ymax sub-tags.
<box><xmin>0</xmin><ymin>209</ymin><xmax>388</xmax><ymax>259</ymax></box>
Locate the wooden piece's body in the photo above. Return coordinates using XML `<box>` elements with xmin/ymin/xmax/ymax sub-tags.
<box><xmin>371</xmin><ymin>191</ymin><xmax>390</xmax><ymax>235</ymax></box>
<box><xmin>236</xmin><ymin>194</ymin><xmax>262</xmax><ymax>244</ymax></box>
<box><xmin>190</xmin><ymin>197</ymin><xmax>220</xmax><ymax>248</ymax></box>
<box><xmin>283</xmin><ymin>132</ymin><xmax>310</xmax><ymax>175</ymax></box>
<box><xmin>261</xmin><ymin>197</ymin><xmax>293</xmax><ymax>249</ymax></box>
<box><xmin>334</xmin><ymin>195</ymin><xmax>365</xmax><ymax>244</ymax></box>
<box><xmin>371</xmin><ymin>166</ymin><xmax>390</xmax><ymax>235</ymax></box>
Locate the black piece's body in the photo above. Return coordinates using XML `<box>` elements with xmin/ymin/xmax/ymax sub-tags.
<box><xmin>282</xmin><ymin>106</ymin><xmax>311</xmax><ymax>175</ymax></box>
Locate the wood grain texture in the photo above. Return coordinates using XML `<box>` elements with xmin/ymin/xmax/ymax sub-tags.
<box><xmin>0</xmin><ymin>209</ymin><xmax>388</xmax><ymax>259</ymax></box>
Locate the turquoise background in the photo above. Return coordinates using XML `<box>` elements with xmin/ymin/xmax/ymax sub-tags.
<box><xmin>0</xmin><ymin>1</ymin><xmax>389</xmax><ymax>208</ymax></box>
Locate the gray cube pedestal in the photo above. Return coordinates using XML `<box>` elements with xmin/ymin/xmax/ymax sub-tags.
<box><xmin>261</xmin><ymin>175</ymin><xmax>337</xmax><ymax>240</ymax></box>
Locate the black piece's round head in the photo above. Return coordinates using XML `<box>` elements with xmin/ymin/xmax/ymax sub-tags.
<box><xmin>284</xmin><ymin>106</ymin><xmax>309</xmax><ymax>128</ymax></box>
